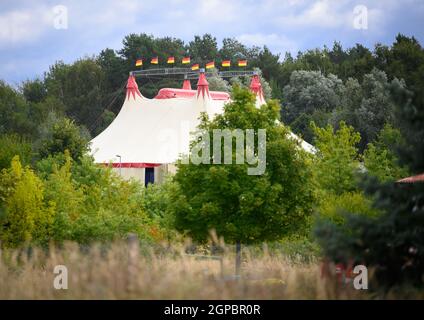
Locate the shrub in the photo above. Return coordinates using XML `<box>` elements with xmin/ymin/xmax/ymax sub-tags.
<box><xmin>0</xmin><ymin>156</ymin><xmax>55</xmax><ymax>247</ymax></box>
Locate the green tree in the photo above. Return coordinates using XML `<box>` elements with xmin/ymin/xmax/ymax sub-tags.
<box><xmin>170</xmin><ymin>87</ymin><xmax>315</xmax><ymax>244</ymax></box>
<box><xmin>38</xmin><ymin>117</ymin><xmax>89</xmax><ymax>161</ymax></box>
<box><xmin>364</xmin><ymin>124</ymin><xmax>409</xmax><ymax>182</ymax></box>
<box><xmin>282</xmin><ymin>71</ymin><xmax>345</xmax><ymax>142</ymax></box>
<box><xmin>188</xmin><ymin>34</ymin><xmax>218</xmax><ymax>64</ymax></box>
<box><xmin>44</xmin><ymin>59</ymin><xmax>107</xmax><ymax>134</ymax></box>
<box><xmin>314</xmin><ymin>49</ymin><xmax>424</xmax><ymax>289</ymax></box>
<box><xmin>311</xmin><ymin>121</ymin><xmax>361</xmax><ymax>195</ymax></box>
<box><xmin>0</xmin><ymin>156</ymin><xmax>55</xmax><ymax>247</ymax></box>
<box><xmin>0</xmin><ymin>81</ymin><xmax>35</xmax><ymax>137</ymax></box>
<box><xmin>0</xmin><ymin>134</ymin><xmax>32</xmax><ymax>170</ymax></box>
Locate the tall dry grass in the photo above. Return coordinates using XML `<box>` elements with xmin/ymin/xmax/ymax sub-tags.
<box><xmin>0</xmin><ymin>238</ymin><xmax>378</xmax><ymax>300</ymax></box>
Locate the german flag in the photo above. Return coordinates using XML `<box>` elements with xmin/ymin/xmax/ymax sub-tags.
<box><xmin>191</xmin><ymin>63</ymin><xmax>199</xmax><ymax>71</ymax></box>
<box><xmin>135</xmin><ymin>59</ymin><xmax>143</xmax><ymax>67</ymax></box>
<box><xmin>167</xmin><ymin>56</ymin><xmax>175</xmax><ymax>64</ymax></box>
<box><xmin>206</xmin><ymin>61</ymin><xmax>215</xmax><ymax>69</ymax></box>
<box><xmin>182</xmin><ymin>57</ymin><xmax>190</xmax><ymax>64</ymax></box>
<box><xmin>151</xmin><ymin>57</ymin><xmax>158</xmax><ymax>65</ymax></box>
<box><xmin>222</xmin><ymin>60</ymin><xmax>231</xmax><ymax>67</ymax></box>
<box><xmin>238</xmin><ymin>59</ymin><xmax>247</xmax><ymax>67</ymax></box>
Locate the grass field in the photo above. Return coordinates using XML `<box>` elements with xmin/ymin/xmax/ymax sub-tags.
<box><xmin>0</xmin><ymin>239</ymin><xmax>421</xmax><ymax>299</ymax></box>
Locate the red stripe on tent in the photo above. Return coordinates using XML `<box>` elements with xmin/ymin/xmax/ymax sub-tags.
<box><xmin>154</xmin><ymin>88</ymin><xmax>230</xmax><ymax>100</ymax></box>
<box><xmin>397</xmin><ymin>173</ymin><xmax>424</xmax><ymax>183</ymax></box>
<box><xmin>101</xmin><ymin>163</ymin><xmax>162</xmax><ymax>168</ymax></box>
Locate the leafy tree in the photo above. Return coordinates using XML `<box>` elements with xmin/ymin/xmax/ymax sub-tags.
<box><xmin>204</xmin><ymin>70</ymin><xmax>230</xmax><ymax>92</ymax></box>
<box><xmin>364</xmin><ymin>124</ymin><xmax>409</xmax><ymax>182</ymax></box>
<box><xmin>0</xmin><ymin>156</ymin><xmax>55</xmax><ymax>247</ymax></box>
<box><xmin>219</xmin><ymin>38</ymin><xmax>257</xmax><ymax>61</ymax></box>
<box><xmin>311</xmin><ymin>121</ymin><xmax>361</xmax><ymax>196</ymax></box>
<box><xmin>0</xmin><ymin>134</ymin><xmax>32</xmax><ymax>170</ymax></box>
<box><xmin>21</xmin><ymin>78</ymin><xmax>47</xmax><ymax>103</ymax></box>
<box><xmin>317</xmin><ymin>191</ymin><xmax>379</xmax><ymax>225</ymax></box>
<box><xmin>0</xmin><ymin>81</ymin><xmax>35</xmax><ymax>137</ymax></box>
<box><xmin>170</xmin><ymin>87</ymin><xmax>315</xmax><ymax>244</ymax></box>
<box><xmin>44</xmin><ymin>59</ymin><xmax>107</xmax><ymax>134</ymax></box>
<box><xmin>282</xmin><ymin>71</ymin><xmax>345</xmax><ymax>142</ymax></box>
<box><xmin>37</xmin><ymin>117</ymin><xmax>89</xmax><ymax>161</ymax></box>
<box><xmin>354</xmin><ymin>69</ymin><xmax>399</xmax><ymax>148</ymax></box>
<box><xmin>314</xmin><ymin>48</ymin><xmax>424</xmax><ymax>289</ymax></box>
<box><xmin>188</xmin><ymin>34</ymin><xmax>218</xmax><ymax>64</ymax></box>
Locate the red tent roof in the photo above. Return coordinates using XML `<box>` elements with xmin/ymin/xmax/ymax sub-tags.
<box><xmin>154</xmin><ymin>88</ymin><xmax>230</xmax><ymax>100</ymax></box>
<box><xmin>397</xmin><ymin>173</ymin><xmax>424</xmax><ymax>183</ymax></box>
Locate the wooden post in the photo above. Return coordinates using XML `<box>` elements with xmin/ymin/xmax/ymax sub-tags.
<box><xmin>235</xmin><ymin>241</ymin><xmax>241</xmax><ymax>279</ymax></box>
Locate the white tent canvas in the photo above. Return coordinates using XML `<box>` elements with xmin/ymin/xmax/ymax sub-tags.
<box><xmin>90</xmin><ymin>72</ymin><xmax>315</xmax><ymax>170</ymax></box>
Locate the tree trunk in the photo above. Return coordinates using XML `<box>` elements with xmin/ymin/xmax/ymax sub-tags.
<box><xmin>235</xmin><ymin>241</ymin><xmax>241</xmax><ymax>278</ymax></box>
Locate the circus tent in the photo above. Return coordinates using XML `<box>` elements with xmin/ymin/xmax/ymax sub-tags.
<box><xmin>89</xmin><ymin>70</ymin><xmax>314</xmax><ymax>184</ymax></box>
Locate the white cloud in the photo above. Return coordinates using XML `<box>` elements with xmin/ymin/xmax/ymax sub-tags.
<box><xmin>0</xmin><ymin>6</ymin><xmax>53</xmax><ymax>45</ymax></box>
<box><xmin>237</xmin><ymin>33</ymin><xmax>299</xmax><ymax>55</ymax></box>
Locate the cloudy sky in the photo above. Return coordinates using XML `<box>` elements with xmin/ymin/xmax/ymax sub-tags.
<box><xmin>1</xmin><ymin>0</ymin><xmax>423</xmax><ymax>85</ymax></box>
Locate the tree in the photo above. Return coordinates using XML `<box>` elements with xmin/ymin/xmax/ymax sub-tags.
<box><xmin>0</xmin><ymin>156</ymin><xmax>55</xmax><ymax>247</ymax></box>
<box><xmin>283</xmin><ymin>71</ymin><xmax>345</xmax><ymax>142</ymax></box>
<box><xmin>314</xmin><ymin>46</ymin><xmax>424</xmax><ymax>289</ymax></box>
<box><xmin>311</xmin><ymin>121</ymin><xmax>361</xmax><ymax>196</ymax></box>
<box><xmin>206</xmin><ymin>70</ymin><xmax>230</xmax><ymax>92</ymax></box>
<box><xmin>354</xmin><ymin>68</ymin><xmax>399</xmax><ymax>148</ymax></box>
<box><xmin>44</xmin><ymin>59</ymin><xmax>107</xmax><ymax>134</ymax></box>
<box><xmin>0</xmin><ymin>134</ymin><xmax>32</xmax><ymax>170</ymax></box>
<box><xmin>170</xmin><ymin>87</ymin><xmax>315</xmax><ymax>245</ymax></box>
<box><xmin>37</xmin><ymin>116</ymin><xmax>89</xmax><ymax>161</ymax></box>
<box><xmin>188</xmin><ymin>34</ymin><xmax>218</xmax><ymax>64</ymax></box>
<box><xmin>364</xmin><ymin>124</ymin><xmax>409</xmax><ymax>182</ymax></box>
<box><xmin>0</xmin><ymin>81</ymin><xmax>35</xmax><ymax>137</ymax></box>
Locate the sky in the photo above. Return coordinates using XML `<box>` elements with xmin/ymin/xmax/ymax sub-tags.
<box><xmin>1</xmin><ymin>0</ymin><xmax>423</xmax><ymax>86</ymax></box>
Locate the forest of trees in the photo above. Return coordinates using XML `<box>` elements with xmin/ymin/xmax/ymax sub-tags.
<box><xmin>1</xmin><ymin>33</ymin><xmax>423</xmax><ymax>291</ymax></box>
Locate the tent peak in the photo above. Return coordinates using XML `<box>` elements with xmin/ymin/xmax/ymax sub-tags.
<box><xmin>249</xmin><ymin>74</ymin><xmax>265</xmax><ymax>103</ymax></box>
<box><xmin>126</xmin><ymin>75</ymin><xmax>142</xmax><ymax>100</ymax></box>
<box><xmin>182</xmin><ymin>79</ymin><xmax>192</xmax><ymax>90</ymax></box>
<box><xmin>196</xmin><ymin>69</ymin><xmax>210</xmax><ymax>99</ymax></box>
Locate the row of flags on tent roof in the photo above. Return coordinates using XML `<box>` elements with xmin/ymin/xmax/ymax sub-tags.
<box><xmin>134</xmin><ymin>57</ymin><xmax>248</xmax><ymax>68</ymax></box>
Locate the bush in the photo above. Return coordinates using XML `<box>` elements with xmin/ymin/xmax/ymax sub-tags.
<box><xmin>0</xmin><ymin>156</ymin><xmax>55</xmax><ymax>247</ymax></box>
<box><xmin>0</xmin><ymin>134</ymin><xmax>32</xmax><ymax>170</ymax></box>
<box><xmin>42</xmin><ymin>152</ymin><xmax>158</xmax><ymax>244</ymax></box>
<box><xmin>316</xmin><ymin>191</ymin><xmax>380</xmax><ymax>225</ymax></box>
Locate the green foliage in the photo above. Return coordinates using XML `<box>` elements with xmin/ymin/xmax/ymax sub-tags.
<box><xmin>0</xmin><ymin>156</ymin><xmax>55</xmax><ymax>247</ymax></box>
<box><xmin>170</xmin><ymin>87</ymin><xmax>315</xmax><ymax>244</ymax></box>
<box><xmin>38</xmin><ymin>117</ymin><xmax>89</xmax><ymax>161</ymax></box>
<box><xmin>0</xmin><ymin>134</ymin><xmax>32</xmax><ymax>170</ymax></box>
<box><xmin>314</xmin><ymin>181</ymin><xmax>424</xmax><ymax>289</ymax></box>
<box><xmin>311</xmin><ymin>121</ymin><xmax>361</xmax><ymax>195</ymax></box>
<box><xmin>314</xmin><ymin>38</ymin><xmax>424</xmax><ymax>289</ymax></box>
<box><xmin>0</xmin><ymin>81</ymin><xmax>35</xmax><ymax>137</ymax></box>
<box><xmin>42</xmin><ymin>153</ymin><xmax>155</xmax><ymax>244</ymax></box>
<box><xmin>316</xmin><ymin>191</ymin><xmax>379</xmax><ymax>225</ymax></box>
<box><xmin>44</xmin><ymin>59</ymin><xmax>107</xmax><ymax>134</ymax></box>
<box><xmin>364</xmin><ymin>124</ymin><xmax>409</xmax><ymax>182</ymax></box>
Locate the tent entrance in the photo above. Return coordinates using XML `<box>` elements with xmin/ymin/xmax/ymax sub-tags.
<box><xmin>145</xmin><ymin>167</ymin><xmax>155</xmax><ymax>186</ymax></box>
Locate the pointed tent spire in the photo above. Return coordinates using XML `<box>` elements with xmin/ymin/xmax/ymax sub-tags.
<box><xmin>182</xmin><ymin>76</ymin><xmax>192</xmax><ymax>90</ymax></box>
<box><xmin>126</xmin><ymin>74</ymin><xmax>142</xmax><ymax>100</ymax></box>
<box><xmin>249</xmin><ymin>72</ymin><xmax>265</xmax><ymax>103</ymax></box>
<box><xmin>196</xmin><ymin>69</ymin><xmax>210</xmax><ymax>99</ymax></box>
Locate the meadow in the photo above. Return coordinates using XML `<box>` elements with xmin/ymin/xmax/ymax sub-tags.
<box><xmin>1</xmin><ymin>238</ymin><xmax>420</xmax><ymax>300</ymax></box>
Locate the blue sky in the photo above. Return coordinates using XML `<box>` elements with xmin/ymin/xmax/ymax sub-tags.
<box><xmin>1</xmin><ymin>0</ymin><xmax>423</xmax><ymax>86</ymax></box>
